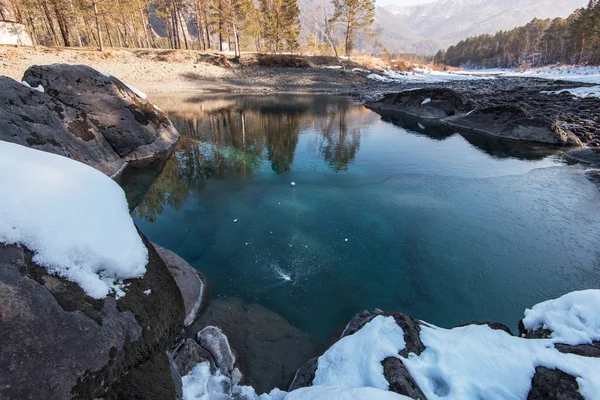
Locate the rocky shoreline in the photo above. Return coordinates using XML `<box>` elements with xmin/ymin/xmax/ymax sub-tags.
<box><xmin>1</xmin><ymin>64</ymin><xmax>599</xmax><ymax>399</ymax></box>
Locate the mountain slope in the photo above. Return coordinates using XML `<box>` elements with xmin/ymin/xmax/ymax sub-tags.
<box><xmin>374</xmin><ymin>0</ymin><xmax>588</xmax><ymax>54</ymax></box>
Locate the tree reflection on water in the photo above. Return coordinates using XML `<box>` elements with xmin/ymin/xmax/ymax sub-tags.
<box><xmin>129</xmin><ymin>94</ymin><xmax>372</xmax><ymax>221</ymax></box>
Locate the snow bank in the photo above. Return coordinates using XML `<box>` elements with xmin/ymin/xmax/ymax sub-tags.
<box><xmin>181</xmin><ymin>291</ymin><xmax>600</xmax><ymax>399</ymax></box>
<box><xmin>367</xmin><ymin>73</ymin><xmax>395</xmax><ymax>83</ymax></box>
<box><xmin>0</xmin><ymin>141</ymin><xmax>147</xmax><ymax>299</ymax></box>
<box><xmin>465</xmin><ymin>65</ymin><xmax>600</xmax><ymax>84</ymax></box>
<box><xmin>522</xmin><ymin>290</ymin><xmax>600</xmax><ymax>346</ymax></box>
<box><xmin>266</xmin><ymin>386</ymin><xmax>409</xmax><ymax>399</ymax></box>
<box><xmin>542</xmin><ymin>85</ymin><xmax>600</xmax><ymax>99</ymax></box>
<box><xmin>313</xmin><ymin>316</ymin><xmax>405</xmax><ymax>389</ymax></box>
<box><xmin>403</xmin><ymin>322</ymin><xmax>600</xmax><ymax>399</ymax></box>
<box><xmin>181</xmin><ymin>361</ymin><xmax>409</xmax><ymax>400</ymax></box>
<box><xmin>367</xmin><ymin>67</ymin><xmax>492</xmax><ymax>84</ymax></box>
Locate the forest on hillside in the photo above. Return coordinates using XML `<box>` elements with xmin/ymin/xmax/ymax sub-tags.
<box><xmin>0</xmin><ymin>0</ymin><xmax>375</xmax><ymax>58</ymax></box>
<box><xmin>434</xmin><ymin>0</ymin><xmax>600</xmax><ymax>68</ymax></box>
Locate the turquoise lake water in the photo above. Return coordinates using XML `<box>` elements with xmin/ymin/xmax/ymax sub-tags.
<box><xmin>130</xmin><ymin>94</ymin><xmax>600</xmax><ymax>341</ymax></box>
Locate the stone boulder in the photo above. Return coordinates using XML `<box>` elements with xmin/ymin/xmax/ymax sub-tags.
<box><xmin>0</xmin><ymin>64</ymin><xmax>179</xmax><ymax>178</ymax></box>
<box><xmin>153</xmin><ymin>244</ymin><xmax>209</xmax><ymax>326</ymax></box>
<box><xmin>290</xmin><ymin>309</ymin><xmax>426</xmax><ymax>399</ymax></box>
<box><xmin>188</xmin><ymin>298</ymin><xmax>319</xmax><ymax>394</ymax></box>
<box><xmin>365</xmin><ymin>88</ymin><xmax>476</xmax><ymax>119</ymax></box>
<box><xmin>0</xmin><ymin>232</ymin><xmax>185</xmax><ymax>399</ymax></box>
<box><xmin>565</xmin><ymin>147</ymin><xmax>600</xmax><ymax>167</ymax></box>
<box><xmin>444</xmin><ymin>105</ymin><xmax>570</xmax><ymax>145</ymax></box>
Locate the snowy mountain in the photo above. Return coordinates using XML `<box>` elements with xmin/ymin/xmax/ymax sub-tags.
<box><xmin>373</xmin><ymin>0</ymin><xmax>588</xmax><ymax>54</ymax></box>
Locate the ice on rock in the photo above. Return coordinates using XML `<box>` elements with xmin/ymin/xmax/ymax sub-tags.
<box><xmin>0</xmin><ymin>141</ymin><xmax>147</xmax><ymax>299</ymax></box>
<box><xmin>421</xmin><ymin>98</ymin><xmax>431</xmax><ymax>105</ymax></box>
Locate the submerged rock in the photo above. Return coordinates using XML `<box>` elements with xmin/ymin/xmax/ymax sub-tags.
<box><xmin>565</xmin><ymin>147</ymin><xmax>600</xmax><ymax>167</ymax></box>
<box><xmin>444</xmin><ymin>104</ymin><xmax>571</xmax><ymax>145</ymax></box>
<box><xmin>0</xmin><ymin>233</ymin><xmax>185</xmax><ymax>399</ymax></box>
<box><xmin>188</xmin><ymin>298</ymin><xmax>319</xmax><ymax>394</ymax></box>
<box><xmin>0</xmin><ymin>64</ymin><xmax>179</xmax><ymax>178</ymax></box>
<box><xmin>365</xmin><ymin>88</ymin><xmax>476</xmax><ymax>119</ymax></box>
<box><xmin>153</xmin><ymin>243</ymin><xmax>209</xmax><ymax>326</ymax></box>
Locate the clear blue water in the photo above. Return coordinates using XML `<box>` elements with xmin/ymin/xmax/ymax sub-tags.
<box><xmin>131</xmin><ymin>94</ymin><xmax>600</xmax><ymax>341</ymax></box>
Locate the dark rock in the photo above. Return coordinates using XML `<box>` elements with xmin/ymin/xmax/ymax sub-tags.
<box><xmin>382</xmin><ymin>357</ymin><xmax>426</xmax><ymax>399</ymax></box>
<box><xmin>153</xmin><ymin>243</ymin><xmax>209</xmax><ymax>326</ymax></box>
<box><xmin>555</xmin><ymin>342</ymin><xmax>600</xmax><ymax>358</ymax></box>
<box><xmin>0</xmin><ymin>76</ymin><xmax>123</xmax><ymax>176</ymax></box>
<box><xmin>288</xmin><ymin>357</ymin><xmax>318</xmax><ymax>391</ymax></box>
<box><xmin>456</xmin><ymin>321</ymin><xmax>513</xmax><ymax>335</ymax></box>
<box><xmin>3</xmin><ymin>64</ymin><xmax>180</xmax><ymax>178</ymax></box>
<box><xmin>518</xmin><ymin>318</ymin><xmax>553</xmax><ymax>339</ymax></box>
<box><xmin>188</xmin><ymin>298</ymin><xmax>319</xmax><ymax>394</ymax></box>
<box><xmin>445</xmin><ymin>105</ymin><xmax>570</xmax><ymax>145</ymax></box>
<box><xmin>527</xmin><ymin>367</ymin><xmax>584</xmax><ymax>400</ymax></box>
<box><xmin>171</xmin><ymin>338</ymin><xmax>216</xmax><ymax>376</ymax></box>
<box><xmin>104</xmin><ymin>352</ymin><xmax>181</xmax><ymax>400</ymax></box>
<box><xmin>0</xmin><ymin>231</ymin><xmax>185</xmax><ymax>399</ymax></box>
<box><xmin>366</xmin><ymin>88</ymin><xmax>476</xmax><ymax>119</ymax></box>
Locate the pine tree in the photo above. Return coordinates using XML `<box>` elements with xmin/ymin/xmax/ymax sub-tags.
<box><xmin>330</xmin><ymin>0</ymin><xmax>375</xmax><ymax>58</ymax></box>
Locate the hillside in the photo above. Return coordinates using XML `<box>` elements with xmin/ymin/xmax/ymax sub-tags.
<box><xmin>373</xmin><ymin>0</ymin><xmax>588</xmax><ymax>54</ymax></box>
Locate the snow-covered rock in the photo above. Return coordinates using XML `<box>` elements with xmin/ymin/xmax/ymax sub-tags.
<box><xmin>0</xmin><ymin>64</ymin><xmax>179</xmax><ymax>179</ymax></box>
<box><xmin>0</xmin><ymin>141</ymin><xmax>186</xmax><ymax>398</ymax></box>
<box><xmin>0</xmin><ymin>141</ymin><xmax>147</xmax><ymax>299</ymax></box>
<box><xmin>290</xmin><ymin>291</ymin><xmax>600</xmax><ymax>400</ymax></box>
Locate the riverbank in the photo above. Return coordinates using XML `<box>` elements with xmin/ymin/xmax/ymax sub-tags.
<box><xmin>3</xmin><ymin>47</ymin><xmax>599</xmax><ymax>141</ymax></box>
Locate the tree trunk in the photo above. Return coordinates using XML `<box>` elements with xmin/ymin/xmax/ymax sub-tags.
<box><xmin>42</xmin><ymin>0</ymin><xmax>60</xmax><ymax>46</ymax></box>
<box><xmin>203</xmin><ymin>8</ymin><xmax>211</xmax><ymax>48</ymax></box>
<box><xmin>176</xmin><ymin>4</ymin><xmax>189</xmax><ymax>50</ymax></box>
<box><xmin>92</xmin><ymin>0</ymin><xmax>104</xmax><ymax>51</ymax></box>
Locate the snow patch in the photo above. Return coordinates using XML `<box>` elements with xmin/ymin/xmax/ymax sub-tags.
<box><xmin>542</xmin><ymin>85</ymin><xmax>600</xmax><ymax>99</ymax></box>
<box><xmin>421</xmin><ymin>98</ymin><xmax>431</xmax><ymax>105</ymax></box>
<box><xmin>313</xmin><ymin>315</ymin><xmax>406</xmax><ymax>389</ymax></box>
<box><xmin>464</xmin><ymin>65</ymin><xmax>600</xmax><ymax>84</ymax></box>
<box><xmin>21</xmin><ymin>80</ymin><xmax>44</xmax><ymax>93</ymax></box>
<box><xmin>403</xmin><ymin>323</ymin><xmax>600</xmax><ymax>399</ymax></box>
<box><xmin>0</xmin><ymin>141</ymin><xmax>148</xmax><ymax>299</ymax></box>
<box><xmin>522</xmin><ymin>290</ymin><xmax>600</xmax><ymax>345</ymax></box>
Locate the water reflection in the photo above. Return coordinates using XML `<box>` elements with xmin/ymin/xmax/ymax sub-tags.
<box><xmin>130</xmin><ymin>94</ymin><xmax>374</xmax><ymax>219</ymax></box>
<box><xmin>129</xmin><ymin>94</ymin><xmax>600</xmax><ymax>342</ymax></box>
<box><xmin>375</xmin><ymin>110</ymin><xmax>561</xmax><ymax>160</ymax></box>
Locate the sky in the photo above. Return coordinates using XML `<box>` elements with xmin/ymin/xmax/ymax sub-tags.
<box><xmin>376</xmin><ymin>0</ymin><xmax>437</xmax><ymax>6</ymax></box>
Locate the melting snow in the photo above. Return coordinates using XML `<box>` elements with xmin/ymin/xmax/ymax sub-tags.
<box><xmin>0</xmin><ymin>141</ymin><xmax>148</xmax><ymax>299</ymax></box>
